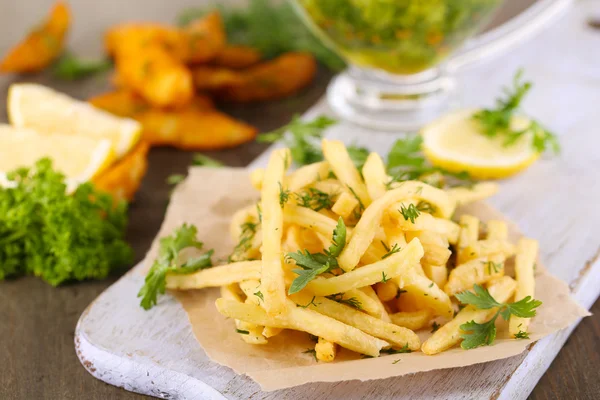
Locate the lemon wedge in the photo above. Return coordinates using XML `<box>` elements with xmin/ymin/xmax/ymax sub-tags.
<box><xmin>0</xmin><ymin>125</ymin><xmax>115</xmax><ymax>186</ymax></box>
<box><xmin>421</xmin><ymin>109</ymin><xmax>539</xmax><ymax>179</ymax></box>
<box><xmin>7</xmin><ymin>83</ymin><xmax>141</xmax><ymax>158</ymax></box>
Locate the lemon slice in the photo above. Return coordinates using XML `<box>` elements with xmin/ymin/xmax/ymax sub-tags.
<box><xmin>421</xmin><ymin>109</ymin><xmax>539</xmax><ymax>179</ymax></box>
<box><xmin>0</xmin><ymin>124</ymin><xmax>115</xmax><ymax>187</ymax></box>
<box><xmin>7</xmin><ymin>83</ymin><xmax>141</xmax><ymax>158</ymax></box>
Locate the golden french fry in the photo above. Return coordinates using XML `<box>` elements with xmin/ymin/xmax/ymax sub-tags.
<box><xmin>400</xmin><ymin>267</ymin><xmax>454</xmax><ymax>318</ymax></box>
<box><xmin>220</xmin><ymin>285</ymin><xmax>268</xmax><ymax>344</ymax></box>
<box><xmin>392</xmin><ymin>212</ymin><xmax>460</xmax><ymax>245</ymax></box>
<box><xmin>339</xmin><ymin>181</ymin><xmax>453</xmax><ymax>271</ymax></box>
<box><xmin>390</xmin><ymin>309</ymin><xmax>433</xmax><ymax>331</ymax></box>
<box><xmin>375</xmin><ymin>280</ymin><xmax>399</xmax><ymax>302</ymax></box>
<box><xmin>260</xmin><ymin>148</ymin><xmax>291</xmax><ymax>315</ymax></box>
<box><xmin>93</xmin><ymin>140</ymin><xmax>149</xmax><ymax>202</ymax></box>
<box><xmin>215</xmin><ymin>298</ymin><xmax>389</xmax><ymax>356</ymax></box>
<box><xmin>331</xmin><ymin>191</ymin><xmax>360</xmax><ymax>219</ymax></box>
<box><xmin>444</xmin><ymin>254</ymin><xmax>505</xmax><ymax>296</ymax></box>
<box><xmin>249</xmin><ymin>168</ymin><xmax>265</xmax><ymax>191</ymax></box>
<box><xmin>312</xmin><ymin>179</ymin><xmax>344</xmax><ymax>197</ymax></box>
<box><xmin>166</xmin><ymin>261</ymin><xmax>262</xmax><ymax>290</ymax></box>
<box><xmin>447</xmin><ymin>182</ymin><xmax>499</xmax><ymax>206</ymax></box>
<box><xmin>283</xmin><ymin>203</ymin><xmax>338</xmax><ymax>238</ymax></box>
<box><xmin>457</xmin><ymin>215</ymin><xmax>480</xmax><ymax>264</ymax></box>
<box><xmin>422</xmin><ymin>276</ymin><xmax>516</xmax><ymax>355</ymax></box>
<box><xmin>322</xmin><ymin>139</ymin><xmax>371</xmax><ymax>208</ymax></box>
<box><xmin>359</xmin><ymin>285</ymin><xmax>392</xmax><ymax>322</ymax></box>
<box><xmin>386</xmin><ymin>181</ymin><xmax>457</xmax><ymax>218</ymax></box>
<box><xmin>306</xmin><ymin>239</ymin><xmax>424</xmax><ymax>296</ymax></box>
<box><xmin>486</xmin><ymin>220</ymin><xmax>508</xmax><ymax>241</ymax></box>
<box><xmin>290</xmin><ymin>292</ymin><xmax>420</xmax><ymax>350</ymax></box>
<box><xmin>183</xmin><ymin>12</ymin><xmax>226</xmax><ymax>64</ymax></box>
<box><xmin>315</xmin><ymin>337</ymin><xmax>337</xmax><ymax>362</ymax></box>
<box><xmin>460</xmin><ymin>239</ymin><xmax>516</xmax><ymax>264</ymax></box>
<box><xmin>405</xmin><ymin>231</ymin><xmax>451</xmax><ymax>266</ymax></box>
<box><xmin>1</xmin><ymin>1</ymin><xmax>70</xmax><ymax>73</ymax></box>
<box><xmin>287</xmin><ymin>161</ymin><xmax>331</xmax><ymax>192</ymax></box>
<box><xmin>262</xmin><ymin>327</ymin><xmax>283</xmax><ymax>338</ymax></box>
<box><xmin>325</xmin><ymin>289</ymin><xmax>385</xmax><ymax>320</ymax></box>
<box><xmin>362</xmin><ymin>152</ymin><xmax>389</xmax><ymax>201</ymax></box>
<box><xmin>509</xmin><ymin>238</ymin><xmax>539</xmax><ymax>335</ymax></box>
<box><xmin>213</xmin><ymin>45</ymin><xmax>262</xmax><ymax>69</ymax></box>
<box><xmin>422</xmin><ymin>263</ymin><xmax>448</xmax><ymax>289</ymax></box>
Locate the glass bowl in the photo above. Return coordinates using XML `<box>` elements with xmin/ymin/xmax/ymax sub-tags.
<box><xmin>290</xmin><ymin>0</ymin><xmax>572</xmax><ymax>130</ymax></box>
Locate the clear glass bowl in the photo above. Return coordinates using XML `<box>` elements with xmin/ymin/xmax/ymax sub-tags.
<box><xmin>290</xmin><ymin>0</ymin><xmax>572</xmax><ymax>131</ymax></box>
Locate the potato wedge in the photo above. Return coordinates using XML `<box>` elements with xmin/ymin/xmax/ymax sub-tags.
<box><xmin>213</xmin><ymin>45</ymin><xmax>262</xmax><ymax>69</ymax></box>
<box><xmin>1</xmin><ymin>1</ymin><xmax>70</xmax><ymax>73</ymax></box>
<box><xmin>183</xmin><ymin>12</ymin><xmax>226</xmax><ymax>64</ymax></box>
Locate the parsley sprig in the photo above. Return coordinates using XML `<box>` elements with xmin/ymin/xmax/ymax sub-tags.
<box><xmin>52</xmin><ymin>52</ymin><xmax>112</xmax><ymax>80</ymax></box>
<box><xmin>456</xmin><ymin>284</ymin><xmax>542</xmax><ymax>349</ymax></box>
<box><xmin>472</xmin><ymin>69</ymin><xmax>560</xmax><ymax>154</ymax></box>
<box><xmin>287</xmin><ymin>217</ymin><xmax>346</xmax><ymax>294</ymax></box>
<box><xmin>295</xmin><ymin>187</ymin><xmax>334</xmax><ymax>212</ymax></box>
<box><xmin>138</xmin><ymin>224</ymin><xmax>214</xmax><ymax>310</ymax></box>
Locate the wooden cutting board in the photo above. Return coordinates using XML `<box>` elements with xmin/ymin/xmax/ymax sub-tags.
<box><xmin>75</xmin><ymin>2</ymin><xmax>600</xmax><ymax>398</ymax></box>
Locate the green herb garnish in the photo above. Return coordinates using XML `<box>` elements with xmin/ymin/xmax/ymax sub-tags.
<box><xmin>431</xmin><ymin>321</ymin><xmax>441</xmax><ymax>333</ymax></box>
<box><xmin>456</xmin><ymin>284</ymin><xmax>542</xmax><ymax>349</ymax></box>
<box><xmin>381</xmin><ymin>242</ymin><xmax>401</xmax><ymax>259</ymax></box>
<box><xmin>278</xmin><ymin>182</ymin><xmax>290</xmax><ymax>208</ymax></box>
<box><xmin>399</xmin><ymin>204</ymin><xmax>420</xmax><ymax>223</ymax></box>
<box><xmin>0</xmin><ymin>159</ymin><xmax>132</xmax><ymax>285</ymax></box>
<box><xmin>52</xmin><ymin>52</ymin><xmax>112</xmax><ymax>80</ymax></box>
<box><xmin>138</xmin><ymin>224</ymin><xmax>214</xmax><ymax>310</ymax></box>
<box><xmin>236</xmin><ymin>329</ymin><xmax>250</xmax><ymax>335</ymax></box>
<box><xmin>295</xmin><ymin>188</ymin><xmax>334</xmax><ymax>212</ymax></box>
<box><xmin>381</xmin><ymin>272</ymin><xmax>390</xmax><ymax>283</ymax></box>
<box><xmin>326</xmin><ymin>293</ymin><xmax>362</xmax><ymax>310</ymax></box>
<box><xmin>472</xmin><ymin>69</ymin><xmax>560</xmax><ymax>154</ymax></box>
<box><xmin>192</xmin><ymin>154</ymin><xmax>224</xmax><ymax>167</ymax></box>
<box><xmin>380</xmin><ymin>344</ymin><xmax>412</xmax><ymax>354</ymax></box>
<box><xmin>167</xmin><ymin>174</ymin><xmax>186</xmax><ymax>185</ymax></box>
<box><xmin>514</xmin><ymin>330</ymin><xmax>530</xmax><ymax>339</ymax></box>
<box><xmin>287</xmin><ymin>218</ymin><xmax>346</xmax><ymax>294</ymax></box>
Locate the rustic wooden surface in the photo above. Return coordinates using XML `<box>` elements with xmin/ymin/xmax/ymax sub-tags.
<box><xmin>1</xmin><ymin>0</ymin><xmax>599</xmax><ymax>399</ymax></box>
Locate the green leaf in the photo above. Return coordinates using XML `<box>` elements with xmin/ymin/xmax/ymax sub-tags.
<box><xmin>399</xmin><ymin>204</ymin><xmax>420</xmax><ymax>224</ymax></box>
<box><xmin>347</xmin><ymin>145</ymin><xmax>370</xmax><ymax>170</ymax></box>
<box><xmin>503</xmin><ymin>296</ymin><xmax>542</xmax><ymax>319</ymax></box>
<box><xmin>327</xmin><ymin>218</ymin><xmax>346</xmax><ymax>257</ymax></box>
<box><xmin>138</xmin><ymin>224</ymin><xmax>214</xmax><ymax>309</ymax></box>
<box><xmin>459</xmin><ymin>315</ymin><xmax>498</xmax><ymax>350</ymax></box>
<box><xmin>289</xmin><ymin>264</ymin><xmax>329</xmax><ymax>294</ymax></box>
<box><xmin>192</xmin><ymin>154</ymin><xmax>225</xmax><ymax>167</ymax></box>
<box><xmin>52</xmin><ymin>52</ymin><xmax>112</xmax><ymax>80</ymax></box>
<box><xmin>167</xmin><ymin>174</ymin><xmax>186</xmax><ymax>185</ymax></box>
<box><xmin>455</xmin><ymin>284</ymin><xmax>502</xmax><ymax>310</ymax></box>
<box><xmin>514</xmin><ymin>330</ymin><xmax>530</xmax><ymax>339</ymax></box>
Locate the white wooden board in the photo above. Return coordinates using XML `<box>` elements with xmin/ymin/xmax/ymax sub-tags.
<box><xmin>75</xmin><ymin>2</ymin><xmax>600</xmax><ymax>399</ymax></box>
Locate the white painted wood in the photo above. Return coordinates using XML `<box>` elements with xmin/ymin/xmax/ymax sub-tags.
<box><xmin>75</xmin><ymin>1</ymin><xmax>600</xmax><ymax>399</ymax></box>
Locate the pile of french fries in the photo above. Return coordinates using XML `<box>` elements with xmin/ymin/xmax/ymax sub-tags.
<box><xmin>165</xmin><ymin>139</ymin><xmax>539</xmax><ymax>359</ymax></box>
<box><xmin>89</xmin><ymin>12</ymin><xmax>317</xmax><ymax>151</ymax></box>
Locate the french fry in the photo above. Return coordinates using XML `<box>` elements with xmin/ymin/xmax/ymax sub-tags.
<box><xmin>375</xmin><ymin>280</ymin><xmax>399</xmax><ymax>302</ymax></box>
<box><xmin>460</xmin><ymin>239</ymin><xmax>516</xmax><ymax>263</ymax></box>
<box><xmin>392</xmin><ymin>212</ymin><xmax>460</xmax><ymax>245</ymax></box>
<box><xmin>93</xmin><ymin>140</ymin><xmax>149</xmax><ymax>202</ymax></box>
<box><xmin>183</xmin><ymin>12</ymin><xmax>226</xmax><ymax>64</ymax></box>
<box><xmin>213</xmin><ymin>45</ymin><xmax>262</xmax><ymax>69</ymax></box>
<box><xmin>312</xmin><ymin>179</ymin><xmax>344</xmax><ymax>197</ymax></box>
<box><xmin>220</xmin><ymin>285</ymin><xmax>268</xmax><ymax>345</ymax></box>
<box><xmin>215</xmin><ymin>298</ymin><xmax>389</xmax><ymax>356</ymax></box>
<box><xmin>338</xmin><ymin>181</ymin><xmax>453</xmax><ymax>271</ymax></box>
<box><xmin>322</xmin><ymin>139</ymin><xmax>371</xmax><ymax>208</ymax></box>
<box><xmin>509</xmin><ymin>238</ymin><xmax>539</xmax><ymax>336</ymax></box>
<box><xmin>286</xmin><ymin>161</ymin><xmax>330</xmax><ymax>192</ymax></box>
<box><xmin>362</xmin><ymin>152</ymin><xmax>389</xmax><ymax>201</ymax></box>
<box><xmin>359</xmin><ymin>286</ymin><xmax>392</xmax><ymax>322</ymax></box>
<box><xmin>329</xmin><ymin>289</ymin><xmax>385</xmax><ymax>320</ymax></box>
<box><xmin>315</xmin><ymin>337</ymin><xmax>337</xmax><ymax>362</ymax></box>
<box><xmin>331</xmin><ymin>191</ymin><xmax>360</xmax><ymax>219</ymax></box>
<box><xmin>250</xmin><ymin>168</ymin><xmax>265</xmax><ymax>191</ymax></box>
<box><xmin>306</xmin><ymin>239</ymin><xmax>424</xmax><ymax>296</ymax></box>
<box><xmin>444</xmin><ymin>254</ymin><xmax>505</xmax><ymax>296</ymax></box>
<box><xmin>422</xmin><ymin>276</ymin><xmax>516</xmax><ymax>355</ymax></box>
<box><xmin>422</xmin><ymin>264</ymin><xmax>448</xmax><ymax>288</ymax></box>
<box><xmin>405</xmin><ymin>231</ymin><xmax>451</xmax><ymax>266</ymax></box>
<box><xmin>135</xmin><ymin>107</ymin><xmax>257</xmax><ymax>150</ymax></box>
<box><xmin>260</xmin><ymin>148</ymin><xmax>291</xmax><ymax>316</ymax></box>
<box><xmin>447</xmin><ymin>182</ymin><xmax>499</xmax><ymax>206</ymax></box>
<box><xmin>390</xmin><ymin>309</ymin><xmax>433</xmax><ymax>331</ymax></box>
<box><xmin>0</xmin><ymin>1</ymin><xmax>70</xmax><ymax>73</ymax></box>
<box><xmin>486</xmin><ymin>220</ymin><xmax>508</xmax><ymax>241</ymax></box>
<box><xmin>283</xmin><ymin>203</ymin><xmax>338</xmax><ymax>238</ymax></box>
<box><xmin>457</xmin><ymin>215</ymin><xmax>480</xmax><ymax>264</ymax></box>
<box><xmin>239</xmin><ymin>280</ymin><xmax>262</xmax><ymax>305</ymax></box>
<box><xmin>166</xmin><ymin>260</ymin><xmax>262</xmax><ymax>290</ymax></box>
<box><xmin>291</xmin><ymin>292</ymin><xmax>420</xmax><ymax>350</ymax></box>
<box><xmin>114</xmin><ymin>45</ymin><xmax>193</xmax><ymax>108</ymax></box>
<box><xmin>400</xmin><ymin>267</ymin><xmax>454</xmax><ymax>318</ymax></box>
<box><xmin>386</xmin><ymin>181</ymin><xmax>457</xmax><ymax>218</ymax></box>
<box><xmin>262</xmin><ymin>327</ymin><xmax>283</xmax><ymax>338</ymax></box>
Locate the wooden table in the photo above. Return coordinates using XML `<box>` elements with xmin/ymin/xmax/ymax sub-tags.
<box><xmin>1</xmin><ymin>0</ymin><xmax>599</xmax><ymax>399</ymax></box>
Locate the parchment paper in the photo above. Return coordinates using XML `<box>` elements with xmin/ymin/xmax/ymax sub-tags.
<box><xmin>143</xmin><ymin>167</ymin><xmax>590</xmax><ymax>392</ymax></box>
